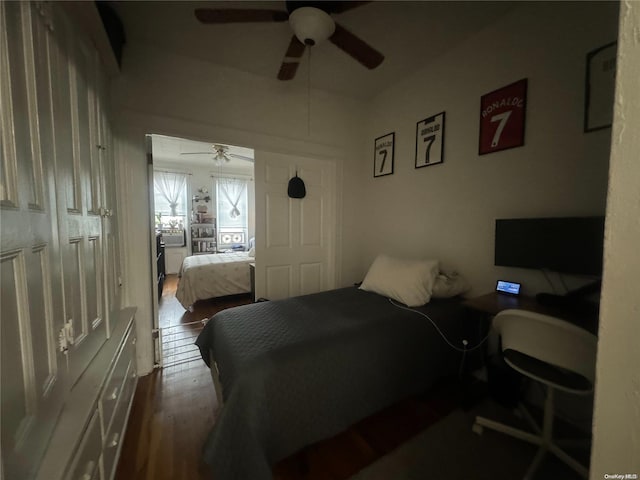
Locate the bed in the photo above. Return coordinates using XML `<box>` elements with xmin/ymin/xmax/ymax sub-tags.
<box><xmin>175</xmin><ymin>251</ymin><xmax>253</xmax><ymax>309</ymax></box>
<box><xmin>195</xmin><ymin>285</ymin><xmax>468</xmax><ymax>480</ymax></box>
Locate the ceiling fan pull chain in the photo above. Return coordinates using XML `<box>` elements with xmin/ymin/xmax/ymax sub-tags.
<box><xmin>307</xmin><ymin>46</ymin><xmax>311</xmax><ymax>136</ymax></box>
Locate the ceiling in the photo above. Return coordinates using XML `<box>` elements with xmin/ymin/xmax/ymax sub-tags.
<box><xmin>151</xmin><ymin>135</ymin><xmax>255</xmax><ymax>173</ymax></box>
<box><xmin>109</xmin><ymin>1</ymin><xmax>519</xmax><ymax>100</ymax></box>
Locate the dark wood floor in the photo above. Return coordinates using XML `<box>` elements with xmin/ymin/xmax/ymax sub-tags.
<box><xmin>159</xmin><ymin>274</ymin><xmax>252</xmax><ymax>328</ymax></box>
<box><xmin>115</xmin><ymin>278</ymin><xmax>460</xmax><ymax>480</ymax></box>
<box><xmin>157</xmin><ymin>275</ymin><xmax>253</xmax><ymax>366</ymax></box>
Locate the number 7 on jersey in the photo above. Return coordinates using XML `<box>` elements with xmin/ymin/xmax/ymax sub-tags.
<box><xmin>374</xmin><ymin>132</ymin><xmax>395</xmax><ymax>177</ymax></box>
<box><xmin>415</xmin><ymin>112</ymin><xmax>445</xmax><ymax>169</ymax></box>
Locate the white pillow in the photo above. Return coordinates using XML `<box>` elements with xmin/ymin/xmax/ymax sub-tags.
<box><xmin>359</xmin><ymin>255</ymin><xmax>439</xmax><ymax>307</ymax></box>
<box><xmin>432</xmin><ymin>271</ymin><xmax>470</xmax><ymax>298</ymax></box>
<box><xmin>248</xmin><ymin>246</ymin><xmax>255</xmax><ymax>257</ymax></box>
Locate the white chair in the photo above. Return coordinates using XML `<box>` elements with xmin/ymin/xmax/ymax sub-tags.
<box><xmin>472</xmin><ymin>309</ymin><xmax>598</xmax><ymax>479</ymax></box>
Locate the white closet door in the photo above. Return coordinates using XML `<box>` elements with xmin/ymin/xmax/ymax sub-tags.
<box><xmin>254</xmin><ymin>152</ymin><xmax>336</xmax><ymax>300</ymax></box>
<box><xmin>0</xmin><ymin>4</ymin><xmax>67</xmax><ymax>478</ymax></box>
<box><xmin>48</xmin><ymin>8</ymin><xmax>107</xmax><ymax>384</ymax></box>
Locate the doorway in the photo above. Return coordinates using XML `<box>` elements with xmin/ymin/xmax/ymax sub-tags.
<box><xmin>148</xmin><ymin>134</ymin><xmax>256</xmax><ymax>367</ymax></box>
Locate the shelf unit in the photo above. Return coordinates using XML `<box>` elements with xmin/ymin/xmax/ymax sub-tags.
<box><xmin>191</xmin><ymin>193</ymin><xmax>217</xmax><ymax>255</ymax></box>
<box><xmin>191</xmin><ymin>222</ymin><xmax>217</xmax><ymax>254</ymax></box>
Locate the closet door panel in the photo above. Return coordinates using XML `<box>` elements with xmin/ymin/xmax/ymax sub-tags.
<box><xmin>71</xmin><ymin>39</ymin><xmax>99</xmax><ymax>216</ymax></box>
<box><xmin>0</xmin><ymin>2</ymin><xmax>18</xmax><ymax>207</ymax></box>
<box><xmin>26</xmin><ymin>246</ymin><xmax>58</xmax><ymax>398</ymax></box>
<box><xmin>49</xmin><ymin>15</ymin><xmax>79</xmax><ymax>214</ymax></box>
<box><xmin>64</xmin><ymin>239</ymin><xmax>86</xmax><ymax>344</ymax></box>
<box><xmin>3</xmin><ymin>2</ymin><xmax>38</xmax><ymax>208</ymax></box>
<box><xmin>0</xmin><ymin>252</ymin><xmax>33</xmax><ymax>478</ymax></box>
<box><xmin>86</xmin><ymin>236</ymin><xmax>103</xmax><ymax>331</ymax></box>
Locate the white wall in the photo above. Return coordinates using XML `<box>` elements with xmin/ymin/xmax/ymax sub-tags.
<box><xmin>357</xmin><ymin>1</ymin><xmax>619</xmax><ymax>296</ymax></box>
<box><xmin>590</xmin><ymin>1</ymin><xmax>640</xmax><ymax>477</ymax></box>
<box><xmin>112</xmin><ymin>47</ymin><xmax>366</xmax><ymax>374</ymax></box>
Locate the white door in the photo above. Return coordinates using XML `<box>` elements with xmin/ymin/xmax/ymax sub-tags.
<box><xmin>49</xmin><ymin>9</ymin><xmax>107</xmax><ymax>384</ymax></box>
<box><xmin>1</xmin><ymin>3</ymin><xmax>67</xmax><ymax>478</ymax></box>
<box><xmin>254</xmin><ymin>152</ymin><xmax>336</xmax><ymax>300</ymax></box>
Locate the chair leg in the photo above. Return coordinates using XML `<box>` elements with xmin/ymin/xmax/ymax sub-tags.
<box><xmin>474</xmin><ymin>415</ymin><xmax>543</xmax><ymax>446</ymax></box>
<box><xmin>523</xmin><ymin>446</ymin><xmax>547</xmax><ymax>480</ymax></box>
<box><xmin>543</xmin><ymin>389</ymin><xmax>589</xmax><ymax>477</ymax></box>
<box><xmin>474</xmin><ymin>386</ymin><xmax>590</xmax><ymax>479</ymax></box>
<box><xmin>554</xmin><ymin>438</ymin><xmax>591</xmax><ymax>449</ymax></box>
<box><xmin>542</xmin><ymin>387</ymin><xmax>554</xmax><ymax>444</ymax></box>
<box><xmin>518</xmin><ymin>403</ymin><xmax>542</xmax><ymax>434</ymax></box>
<box><xmin>549</xmin><ymin>442</ymin><xmax>589</xmax><ymax>478</ymax></box>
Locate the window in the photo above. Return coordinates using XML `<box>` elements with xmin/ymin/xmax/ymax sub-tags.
<box><xmin>153</xmin><ymin>171</ymin><xmax>188</xmax><ymax>229</ymax></box>
<box><xmin>216</xmin><ymin>177</ymin><xmax>248</xmax><ymax>248</ymax></box>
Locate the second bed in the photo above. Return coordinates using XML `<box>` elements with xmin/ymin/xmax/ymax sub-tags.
<box><xmin>176</xmin><ymin>251</ymin><xmax>253</xmax><ymax>309</ymax></box>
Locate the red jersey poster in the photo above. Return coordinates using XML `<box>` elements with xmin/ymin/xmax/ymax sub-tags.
<box><xmin>479</xmin><ymin>79</ymin><xmax>527</xmax><ymax>155</ymax></box>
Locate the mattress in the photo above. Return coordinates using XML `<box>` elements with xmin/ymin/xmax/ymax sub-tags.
<box><xmin>175</xmin><ymin>252</ymin><xmax>252</xmax><ymax>308</ymax></box>
<box><xmin>195</xmin><ymin>286</ymin><xmax>468</xmax><ymax>480</ymax></box>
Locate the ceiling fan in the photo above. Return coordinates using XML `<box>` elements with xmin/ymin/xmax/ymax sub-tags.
<box><xmin>194</xmin><ymin>1</ymin><xmax>384</xmax><ymax>80</ymax></box>
<box><xmin>180</xmin><ymin>144</ymin><xmax>254</xmax><ymax>163</ymax></box>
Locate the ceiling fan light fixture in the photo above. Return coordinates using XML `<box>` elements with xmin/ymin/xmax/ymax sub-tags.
<box><xmin>289</xmin><ymin>7</ymin><xmax>335</xmax><ymax>46</ymax></box>
<box><xmin>212</xmin><ymin>144</ymin><xmax>230</xmax><ymax>163</ymax></box>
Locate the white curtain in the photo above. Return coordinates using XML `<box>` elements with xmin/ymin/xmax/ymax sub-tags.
<box><xmin>218</xmin><ymin>178</ymin><xmax>246</xmax><ymax>218</ymax></box>
<box><xmin>154</xmin><ymin>172</ymin><xmax>187</xmax><ymax>216</ymax></box>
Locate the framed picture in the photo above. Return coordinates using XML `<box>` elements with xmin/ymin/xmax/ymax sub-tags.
<box><xmin>374</xmin><ymin>132</ymin><xmax>395</xmax><ymax>177</ymax></box>
<box><xmin>584</xmin><ymin>41</ymin><xmax>617</xmax><ymax>132</ymax></box>
<box><xmin>415</xmin><ymin>112</ymin><xmax>445</xmax><ymax>168</ymax></box>
<box><xmin>479</xmin><ymin>78</ymin><xmax>527</xmax><ymax>155</ymax></box>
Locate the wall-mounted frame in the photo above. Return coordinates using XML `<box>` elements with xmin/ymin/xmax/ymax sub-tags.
<box><xmin>374</xmin><ymin>132</ymin><xmax>395</xmax><ymax>177</ymax></box>
<box><xmin>584</xmin><ymin>41</ymin><xmax>617</xmax><ymax>132</ymax></box>
<box><xmin>415</xmin><ymin>112</ymin><xmax>445</xmax><ymax>168</ymax></box>
<box><xmin>479</xmin><ymin>78</ymin><xmax>527</xmax><ymax>155</ymax></box>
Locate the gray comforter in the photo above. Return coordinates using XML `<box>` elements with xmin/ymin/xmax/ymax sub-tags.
<box><xmin>195</xmin><ymin>287</ymin><xmax>467</xmax><ymax>480</ymax></box>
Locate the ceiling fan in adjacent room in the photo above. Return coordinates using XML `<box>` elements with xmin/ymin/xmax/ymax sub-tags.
<box><xmin>194</xmin><ymin>1</ymin><xmax>384</xmax><ymax>80</ymax></box>
<box><xmin>180</xmin><ymin>144</ymin><xmax>254</xmax><ymax>163</ymax></box>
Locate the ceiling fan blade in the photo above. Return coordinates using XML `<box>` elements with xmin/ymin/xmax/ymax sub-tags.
<box><xmin>180</xmin><ymin>152</ymin><xmax>213</xmax><ymax>155</ymax></box>
<box><xmin>195</xmin><ymin>8</ymin><xmax>289</xmax><ymax>24</ymax></box>
<box><xmin>277</xmin><ymin>36</ymin><xmax>306</xmax><ymax>80</ymax></box>
<box><xmin>330</xmin><ymin>22</ymin><xmax>384</xmax><ymax>69</ymax></box>
<box><xmin>284</xmin><ymin>35</ymin><xmax>306</xmax><ymax>59</ymax></box>
<box><xmin>285</xmin><ymin>1</ymin><xmax>369</xmax><ymax>15</ymax></box>
<box><xmin>278</xmin><ymin>62</ymin><xmax>300</xmax><ymax>81</ymax></box>
<box><xmin>329</xmin><ymin>1</ymin><xmax>371</xmax><ymax>14</ymax></box>
<box><xmin>229</xmin><ymin>153</ymin><xmax>255</xmax><ymax>162</ymax></box>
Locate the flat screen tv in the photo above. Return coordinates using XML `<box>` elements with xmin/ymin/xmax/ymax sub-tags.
<box><xmin>494</xmin><ymin>216</ymin><xmax>605</xmax><ymax>276</ymax></box>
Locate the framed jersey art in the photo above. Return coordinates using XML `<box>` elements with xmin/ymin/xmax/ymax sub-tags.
<box><xmin>374</xmin><ymin>132</ymin><xmax>395</xmax><ymax>177</ymax></box>
<box><xmin>479</xmin><ymin>78</ymin><xmax>527</xmax><ymax>155</ymax></box>
<box><xmin>415</xmin><ymin>112</ymin><xmax>445</xmax><ymax>168</ymax></box>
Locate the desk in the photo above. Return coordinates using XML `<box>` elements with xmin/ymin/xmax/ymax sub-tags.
<box><xmin>463</xmin><ymin>292</ymin><xmax>599</xmax><ymax>335</ymax></box>
<box><xmin>462</xmin><ymin>292</ymin><xmax>599</xmax><ymax>409</ymax></box>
